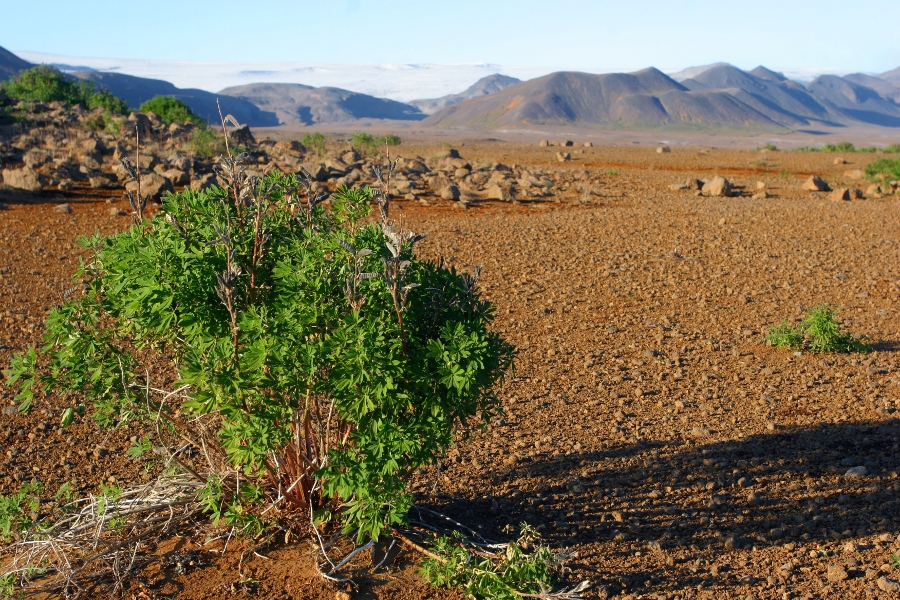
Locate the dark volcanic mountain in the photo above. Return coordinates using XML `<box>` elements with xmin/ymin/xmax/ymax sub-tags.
<box><xmin>410</xmin><ymin>74</ymin><xmax>521</xmax><ymax>114</ymax></box>
<box><xmin>0</xmin><ymin>45</ymin><xmax>32</xmax><ymax>81</ymax></box>
<box><xmin>218</xmin><ymin>83</ymin><xmax>425</xmax><ymax>126</ymax></box>
<box><xmin>71</xmin><ymin>71</ymin><xmax>278</xmax><ymax>127</ymax></box>
<box><xmin>842</xmin><ymin>73</ymin><xmax>900</xmax><ymax>103</ymax></box>
<box><xmin>423</xmin><ymin>68</ymin><xmax>782</xmax><ymax>129</ymax></box>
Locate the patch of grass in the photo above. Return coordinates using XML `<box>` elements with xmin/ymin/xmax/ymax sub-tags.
<box><xmin>885</xmin><ymin>144</ymin><xmax>900</xmax><ymax>154</ymax></box>
<box><xmin>186</xmin><ymin>127</ymin><xmax>233</xmax><ymax>158</ymax></box>
<box><xmin>766</xmin><ymin>305</ymin><xmax>870</xmax><ymax>354</ymax></box>
<box><xmin>138</xmin><ymin>96</ymin><xmax>204</xmax><ymax>126</ymax></box>
<box><xmin>351</xmin><ymin>132</ymin><xmax>401</xmax><ymax>156</ymax></box>
<box><xmin>301</xmin><ymin>132</ymin><xmax>326</xmax><ymax>156</ymax></box>
<box><xmin>865</xmin><ymin>157</ymin><xmax>900</xmax><ymax>181</ymax></box>
<box><xmin>777</xmin><ymin>170</ymin><xmax>792</xmax><ymax>180</ymax></box>
<box><xmin>606</xmin><ymin>169</ymin><xmax>618</xmax><ymax>176</ymax></box>
<box><xmin>758</xmin><ymin>143</ymin><xmax>778</xmax><ymax>151</ymax></box>
<box><xmin>0</xmin><ymin>482</ymin><xmax>43</xmax><ymax>542</ymax></box>
<box><xmin>765</xmin><ymin>321</ymin><xmax>804</xmax><ymax>350</ymax></box>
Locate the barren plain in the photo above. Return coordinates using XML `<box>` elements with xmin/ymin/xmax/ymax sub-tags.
<box><xmin>1</xmin><ymin>143</ymin><xmax>899</xmax><ymax>600</ymax></box>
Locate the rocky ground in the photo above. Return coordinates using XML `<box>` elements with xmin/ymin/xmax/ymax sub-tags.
<box><xmin>1</xmin><ymin>107</ymin><xmax>900</xmax><ymax>599</ymax></box>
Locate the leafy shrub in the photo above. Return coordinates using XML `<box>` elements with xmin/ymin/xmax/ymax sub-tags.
<box><xmin>301</xmin><ymin>132</ymin><xmax>326</xmax><ymax>156</ymax></box>
<box><xmin>885</xmin><ymin>144</ymin><xmax>900</xmax><ymax>154</ymax></box>
<box><xmin>351</xmin><ymin>133</ymin><xmax>401</xmax><ymax>156</ymax></box>
<box><xmin>5</xmin><ymin>169</ymin><xmax>514</xmax><ymax>544</ymax></box>
<box><xmin>0</xmin><ymin>65</ymin><xmax>127</xmax><ymax>115</ymax></box>
<box><xmin>865</xmin><ymin>157</ymin><xmax>900</xmax><ymax>181</ymax></box>
<box><xmin>187</xmin><ymin>127</ymin><xmax>228</xmax><ymax>158</ymax></box>
<box><xmin>765</xmin><ymin>321</ymin><xmax>804</xmax><ymax>350</ymax></box>
<box><xmin>765</xmin><ymin>305</ymin><xmax>869</xmax><ymax>353</ymax></box>
<box><xmin>138</xmin><ymin>96</ymin><xmax>204</xmax><ymax>126</ymax></box>
<box><xmin>758</xmin><ymin>143</ymin><xmax>778</xmax><ymax>151</ymax></box>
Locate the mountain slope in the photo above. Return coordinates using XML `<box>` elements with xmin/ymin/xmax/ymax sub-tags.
<box><xmin>0</xmin><ymin>45</ymin><xmax>32</xmax><ymax>81</ymax></box>
<box><xmin>70</xmin><ymin>71</ymin><xmax>279</xmax><ymax>126</ymax></box>
<box><xmin>807</xmin><ymin>75</ymin><xmax>900</xmax><ymax>126</ymax></box>
<box><xmin>423</xmin><ymin>68</ymin><xmax>782</xmax><ymax>129</ymax></box>
<box><xmin>410</xmin><ymin>74</ymin><xmax>521</xmax><ymax>114</ymax></box>
<box><xmin>842</xmin><ymin>72</ymin><xmax>900</xmax><ymax>103</ymax></box>
<box><xmin>218</xmin><ymin>83</ymin><xmax>425</xmax><ymax>125</ymax></box>
<box><xmin>881</xmin><ymin>66</ymin><xmax>900</xmax><ymax>84</ymax></box>
<box><xmin>682</xmin><ymin>64</ymin><xmax>836</xmax><ymax>126</ymax></box>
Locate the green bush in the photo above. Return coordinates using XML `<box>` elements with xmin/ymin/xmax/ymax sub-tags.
<box><xmin>301</xmin><ymin>132</ymin><xmax>326</xmax><ymax>156</ymax></box>
<box><xmin>351</xmin><ymin>133</ymin><xmax>401</xmax><ymax>156</ymax></box>
<box><xmin>885</xmin><ymin>144</ymin><xmax>900</xmax><ymax>154</ymax></box>
<box><xmin>765</xmin><ymin>305</ymin><xmax>869</xmax><ymax>353</ymax></box>
<box><xmin>0</xmin><ymin>65</ymin><xmax>127</xmax><ymax>115</ymax></box>
<box><xmin>5</xmin><ymin>172</ymin><xmax>514</xmax><ymax>544</ymax></box>
<box><xmin>865</xmin><ymin>157</ymin><xmax>900</xmax><ymax>181</ymax></box>
<box><xmin>138</xmin><ymin>96</ymin><xmax>204</xmax><ymax>126</ymax></box>
<box><xmin>187</xmin><ymin>127</ymin><xmax>227</xmax><ymax>158</ymax></box>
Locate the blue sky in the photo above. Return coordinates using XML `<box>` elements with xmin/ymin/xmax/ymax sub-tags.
<box><xmin>2</xmin><ymin>0</ymin><xmax>898</xmax><ymax>74</ymax></box>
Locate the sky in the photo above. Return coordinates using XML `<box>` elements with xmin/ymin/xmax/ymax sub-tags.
<box><xmin>2</xmin><ymin>0</ymin><xmax>899</xmax><ymax>98</ymax></box>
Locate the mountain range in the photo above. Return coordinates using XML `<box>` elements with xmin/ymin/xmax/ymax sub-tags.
<box><xmin>2</xmin><ymin>45</ymin><xmax>900</xmax><ymax>132</ymax></box>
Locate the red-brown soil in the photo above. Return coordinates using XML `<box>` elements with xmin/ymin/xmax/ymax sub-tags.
<box><xmin>1</xmin><ymin>144</ymin><xmax>899</xmax><ymax>599</ymax></box>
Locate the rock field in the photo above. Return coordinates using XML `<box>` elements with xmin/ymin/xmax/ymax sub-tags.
<box><xmin>0</xmin><ymin>107</ymin><xmax>899</xmax><ymax>598</ymax></box>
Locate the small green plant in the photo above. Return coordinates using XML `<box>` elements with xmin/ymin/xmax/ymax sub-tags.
<box><xmin>865</xmin><ymin>157</ymin><xmax>900</xmax><ymax>181</ymax></box>
<box><xmin>606</xmin><ymin>169</ymin><xmax>618</xmax><ymax>176</ymax></box>
<box><xmin>138</xmin><ymin>96</ymin><xmax>205</xmax><ymax>126</ymax></box>
<box><xmin>890</xmin><ymin>553</ymin><xmax>900</xmax><ymax>569</ymax></box>
<box><xmin>301</xmin><ymin>132</ymin><xmax>326</xmax><ymax>156</ymax></box>
<box><xmin>758</xmin><ymin>143</ymin><xmax>778</xmax><ymax>151</ymax></box>
<box><xmin>127</xmin><ymin>435</ymin><xmax>152</xmax><ymax>458</ymax></box>
<box><xmin>766</xmin><ymin>305</ymin><xmax>870</xmax><ymax>353</ymax></box>
<box><xmin>0</xmin><ymin>65</ymin><xmax>127</xmax><ymax>115</ymax></box>
<box><xmin>187</xmin><ymin>127</ymin><xmax>228</xmax><ymax>158</ymax></box>
<box><xmin>420</xmin><ymin>525</ymin><xmax>587</xmax><ymax>599</ymax></box>
<box><xmin>885</xmin><ymin>144</ymin><xmax>900</xmax><ymax>154</ymax></box>
<box><xmin>766</xmin><ymin>320</ymin><xmax>804</xmax><ymax>350</ymax></box>
<box><xmin>350</xmin><ymin>133</ymin><xmax>400</xmax><ymax>156</ymax></box>
<box><xmin>0</xmin><ymin>482</ymin><xmax>43</xmax><ymax>542</ymax></box>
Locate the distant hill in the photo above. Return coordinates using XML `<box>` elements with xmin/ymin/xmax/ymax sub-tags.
<box><xmin>806</xmin><ymin>75</ymin><xmax>900</xmax><ymax>126</ymax></box>
<box><xmin>882</xmin><ymin>66</ymin><xmax>900</xmax><ymax>84</ymax></box>
<box><xmin>423</xmin><ymin>68</ymin><xmax>784</xmax><ymax>130</ymax></box>
<box><xmin>681</xmin><ymin>64</ymin><xmax>837</xmax><ymax>127</ymax></box>
<box><xmin>842</xmin><ymin>73</ymin><xmax>900</xmax><ymax>103</ymax></box>
<box><xmin>669</xmin><ymin>62</ymin><xmax>731</xmax><ymax>82</ymax></box>
<box><xmin>218</xmin><ymin>83</ymin><xmax>425</xmax><ymax>125</ymax></box>
<box><xmin>0</xmin><ymin>45</ymin><xmax>32</xmax><ymax>81</ymax></box>
<box><xmin>425</xmin><ymin>64</ymin><xmax>900</xmax><ymax>131</ymax></box>
<box><xmin>410</xmin><ymin>74</ymin><xmax>521</xmax><ymax>114</ymax></box>
<box><xmin>70</xmin><ymin>71</ymin><xmax>279</xmax><ymax>126</ymax></box>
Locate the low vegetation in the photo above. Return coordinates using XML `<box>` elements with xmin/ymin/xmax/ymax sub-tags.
<box><xmin>865</xmin><ymin>157</ymin><xmax>900</xmax><ymax>181</ymax></box>
<box><xmin>302</xmin><ymin>132</ymin><xmax>326</xmax><ymax>156</ymax></box>
<box><xmin>138</xmin><ymin>96</ymin><xmax>205</xmax><ymax>126</ymax></box>
<box><xmin>0</xmin><ymin>65</ymin><xmax>128</xmax><ymax>115</ymax></box>
<box><xmin>794</xmin><ymin>141</ymin><xmax>880</xmax><ymax>153</ymax></box>
<box><xmin>766</xmin><ymin>305</ymin><xmax>870</xmax><ymax>353</ymax></box>
<box><xmin>351</xmin><ymin>132</ymin><xmax>401</xmax><ymax>156</ymax></box>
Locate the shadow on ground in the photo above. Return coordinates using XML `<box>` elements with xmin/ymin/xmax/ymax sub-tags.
<box><xmin>419</xmin><ymin>418</ymin><xmax>900</xmax><ymax>595</ymax></box>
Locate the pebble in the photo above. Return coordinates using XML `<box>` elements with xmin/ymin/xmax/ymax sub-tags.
<box><xmin>2</xmin><ymin>406</ymin><xmax>19</xmax><ymax>416</ymax></box>
<box><xmin>691</xmin><ymin>426</ymin><xmax>711</xmax><ymax>438</ymax></box>
<box><xmin>844</xmin><ymin>466</ymin><xmax>868</xmax><ymax>478</ymax></box>
<box><xmin>53</xmin><ymin>203</ymin><xmax>73</xmax><ymax>214</ymax></box>
<box><xmin>877</xmin><ymin>577</ymin><xmax>900</xmax><ymax>592</ymax></box>
<box><xmin>747</xmin><ymin>492</ymin><xmax>760</xmax><ymax>505</ymax></box>
<box><xmin>826</xmin><ymin>565</ymin><xmax>848</xmax><ymax>582</ymax></box>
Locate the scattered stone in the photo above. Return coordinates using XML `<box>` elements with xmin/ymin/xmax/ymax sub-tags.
<box><xmin>583</xmin><ymin>141</ymin><xmax>593</xmax><ymax>147</ymax></box>
<box><xmin>126</xmin><ymin>173</ymin><xmax>174</xmax><ymax>201</ymax></box>
<box><xmin>752</xmin><ymin>191</ymin><xmax>768</xmax><ymax>200</ymax></box>
<box><xmin>803</xmin><ymin>175</ymin><xmax>830</xmax><ymax>192</ymax></box>
<box><xmin>843</xmin><ymin>169</ymin><xmax>865</xmax><ymax>180</ymax></box>
<box><xmin>669</xmin><ymin>183</ymin><xmax>688</xmax><ymax>190</ymax></box>
<box><xmin>756</xmin><ymin>181</ymin><xmax>767</xmax><ymax>190</ymax></box>
<box><xmin>52</xmin><ymin>203</ymin><xmax>73</xmax><ymax>214</ymax></box>
<box><xmin>834</xmin><ymin>157</ymin><xmax>847</xmax><ymax>165</ymax></box>
<box><xmin>440</xmin><ymin>185</ymin><xmax>460</xmax><ymax>201</ymax></box>
<box><xmin>702</xmin><ymin>175</ymin><xmax>732</xmax><ymax>197</ymax></box>
<box><xmin>844</xmin><ymin>466</ymin><xmax>867</xmax><ymax>478</ymax></box>
<box><xmin>108</xmin><ymin>207</ymin><xmax>126</xmax><ymax>217</ymax></box>
<box><xmin>487</xmin><ymin>185</ymin><xmax>510</xmax><ymax>201</ymax></box>
<box><xmin>538</xmin><ymin>140</ymin><xmax>550</xmax><ymax>147</ymax></box>
<box><xmin>826</xmin><ymin>565</ymin><xmax>848</xmax><ymax>582</ymax></box>
<box><xmin>877</xmin><ymin>577</ymin><xmax>900</xmax><ymax>592</ymax></box>
<box><xmin>1</xmin><ymin>167</ymin><xmax>44</xmax><ymax>192</ymax></box>
<box><xmin>562</xmin><ymin>140</ymin><xmax>574</xmax><ymax>147</ymax></box>
<box><xmin>866</xmin><ymin>184</ymin><xmax>884</xmax><ymax>198</ymax></box>
<box><xmin>229</xmin><ymin>124</ymin><xmax>256</xmax><ymax>146</ymax></box>
<box><xmin>691</xmin><ymin>426</ymin><xmax>711</xmax><ymax>438</ymax></box>
<box><xmin>556</xmin><ymin>152</ymin><xmax>571</xmax><ymax>162</ymax></box>
<box><xmin>657</xmin><ymin>145</ymin><xmax>671</xmax><ymax>154</ymax></box>
<box><xmin>830</xmin><ymin>188</ymin><xmax>851</xmax><ymax>202</ymax></box>
<box><xmin>190</xmin><ymin>173</ymin><xmax>219</xmax><ymax>192</ymax></box>
<box><xmin>747</xmin><ymin>492</ymin><xmax>760</xmax><ymax>505</ymax></box>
